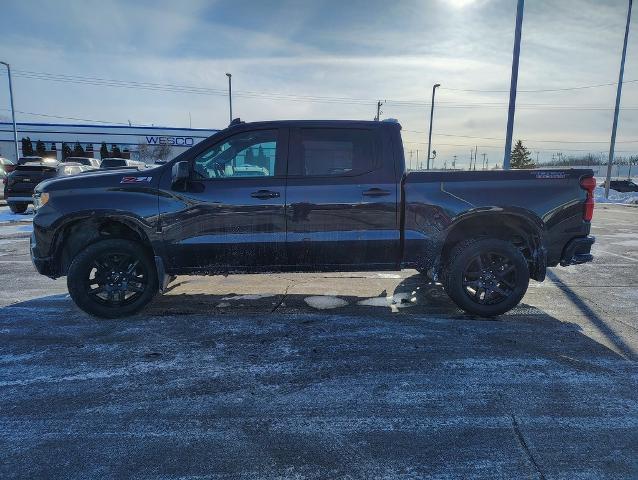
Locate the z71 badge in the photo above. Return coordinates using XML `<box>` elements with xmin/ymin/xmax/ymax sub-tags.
<box><xmin>120</xmin><ymin>176</ymin><xmax>153</xmax><ymax>184</ymax></box>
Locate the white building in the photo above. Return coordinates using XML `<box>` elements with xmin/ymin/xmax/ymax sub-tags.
<box><xmin>0</xmin><ymin>122</ymin><xmax>219</xmax><ymax>162</ymax></box>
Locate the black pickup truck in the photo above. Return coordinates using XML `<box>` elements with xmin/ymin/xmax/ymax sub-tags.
<box><xmin>30</xmin><ymin>120</ymin><xmax>595</xmax><ymax>318</ymax></box>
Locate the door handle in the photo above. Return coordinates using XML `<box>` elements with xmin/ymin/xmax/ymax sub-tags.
<box><xmin>363</xmin><ymin>188</ymin><xmax>391</xmax><ymax>197</ymax></box>
<box><xmin>251</xmin><ymin>190</ymin><xmax>280</xmax><ymax>199</ymax></box>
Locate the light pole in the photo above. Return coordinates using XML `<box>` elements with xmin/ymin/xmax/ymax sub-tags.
<box><xmin>225</xmin><ymin>73</ymin><xmax>233</xmax><ymax>124</ymax></box>
<box><xmin>426</xmin><ymin>83</ymin><xmax>440</xmax><ymax>170</ymax></box>
<box><xmin>604</xmin><ymin>0</ymin><xmax>633</xmax><ymax>199</ymax></box>
<box><xmin>503</xmin><ymin>0</ymin><xmax>525</xmax><ymax>170</ymax></box>
<box><xmin>0</xmin><ymin>61</ymin><xmax>19</xmax><ymax>162</ymax></box>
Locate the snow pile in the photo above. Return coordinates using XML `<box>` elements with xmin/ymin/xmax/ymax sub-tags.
<box><xmin>304</xmin><ymin>296</ymin><xmax>348</xmax><ymax>309</ymax></box>
<box><xmin>594</xmin><ymin>187</ymin><xmax>638</xmax><ymax>205</ymax></box>
<box><xmin>0</xmin><ymin>206</ymin><xmax>34</xmax><ymax>224</ymax></box>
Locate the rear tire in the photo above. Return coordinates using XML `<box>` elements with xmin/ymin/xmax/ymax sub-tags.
<box><xmin>67</xmin><ymin>239</ymin><xmax>157</xmax><ymax>318</ymax></box>
<box><xmin>443</xmin><ymin>238</ymin><xmax>529</xmax><ymax>317</ymax></box>
<box><xmin>9</xmin><ymin>203</ymin><xmax>28</xmax><ymax>214</ymax></box>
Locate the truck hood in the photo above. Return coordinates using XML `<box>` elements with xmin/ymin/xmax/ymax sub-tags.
<box><xmin>36</xmin><ymin>165</ymin><xmax>164</xmax><ymax>193</ymax></box>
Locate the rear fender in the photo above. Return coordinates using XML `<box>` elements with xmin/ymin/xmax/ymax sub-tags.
<box><xmin>436</xmin><ymin>207</ymin><xmax>547</xmax><ymax>281</ymax></box>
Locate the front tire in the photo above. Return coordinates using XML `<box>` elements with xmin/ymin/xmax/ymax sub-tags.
<box><xmin>443</xmin><ymin>238</ymin><xmax>529</xmax><ymax>317</ymax></box>
<box><xmin>67</xmin><ymin>239</ymin><xmax>158</xmax><ymax>318</ymax></box>
<box><xmin>9</xmin><ymin>203</ymin><xmax>28</xmax><ymax>214</ymax></box>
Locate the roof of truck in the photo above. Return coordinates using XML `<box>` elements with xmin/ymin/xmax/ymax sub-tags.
<box><xmin>223</xmin><ymin>119</ymin><xmax>402</xmax><ymax>130</ymax></box>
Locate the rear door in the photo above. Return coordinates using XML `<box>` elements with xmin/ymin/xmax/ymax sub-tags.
<box><xmin>160</xmin><ymin>127</ymin><xmax>288</xmax><ymax>271</ymax></box>
<box><xmin>285</xmin><ymin>125</ymin><xmax>400</xmax><ymax>269</ymax></box>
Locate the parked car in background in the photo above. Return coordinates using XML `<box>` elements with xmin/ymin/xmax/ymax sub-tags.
<box><xmin>0</xmin><ymin>157</ymin><xmax>17</xmax><ymax>174</ymax></box>
<box><xmin>60</xmin><ymin>162</ymin><xmax>96</xmax><ymax>176</ymax></box>
<box><xmin>62</xmin><ymin>157</ymin><xmax>101</xmax><ymax>168</ymax></box>
<box><xmin>0</xmin><ymin>158</ymin><xmax>16</xmax><ymax>198</ymax></box>
<box><xmin>100</xmin><ymin>158</ymin><xmax>147</xmax><ymax>169</ymax></box>
<box><xmin>607</xmin><ymin>179</ymin><xmax>638</xmax><ymax>193</ymax></box>
<box><xmin>4</xmin><ymin>158</ymin><xmax>93</xmax><ymax>213</ymax></box>
<box><xmin>17</xmin><ymin>156</ymin><xmax>45</xmax><ymax>165</ymax></box>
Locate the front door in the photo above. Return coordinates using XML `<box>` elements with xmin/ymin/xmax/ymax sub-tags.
<box><xmin>160</xmin><ymin>128</ymin><xmax>288</xmax><ymax>271</ymax></box>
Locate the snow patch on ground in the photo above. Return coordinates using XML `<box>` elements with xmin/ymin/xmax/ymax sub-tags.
<box><xmin>358</xmin><ymin>293</ymin><xmax>417</xmax><ymax>312</ymax></box>
<box><xmin>0</xmin><ymin>223</ymin><xmax>33</xmax><ymax>235</ymax></box>
<box><xmin>0</xmin><ymin>208</ymin><xmax>34</xmax><ymax>224</ymax></box>
<box><xmin>304</xmin><ymin>296</ymin><xmax>348</xmax><ymax>309</ymax></box>
<box><xmin>594</xmin><ymin>187</ymin><xmax>638</xmax><ymax>205</ymax></box>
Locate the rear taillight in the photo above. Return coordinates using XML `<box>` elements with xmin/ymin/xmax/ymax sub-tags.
<box><xmin>580</xmin><ymin>176</ymin><xmax>596</xmax><ymax>222</ymax></box>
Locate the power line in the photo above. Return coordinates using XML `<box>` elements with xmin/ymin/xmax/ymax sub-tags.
<box><xmin>9</xmin><ymin>69</ymin><xmax>638</xmax><ymax>111</ymax></box>
<box><xmin>0</xmin><ymin>107</ymin><xmax>149</xmax><ymax>126</ymax></box>
<box><xmin>403</xmin><ymin>130</ymin><xmax>638</xmax><ymax>144</ymax></box>
<box><xmin>2</xmin><ymin>106</ymin><xmax>637</xmax><ymax>154</ymax></box>
<box><xmin>440</xmin><ymin>78</ymin><xmax>638</xmax><ymax>93</ymax></box>
<box><xmin>402</xmin><ymin>140</ymin><xmax>635</xmax><ymax>153</ymax></box>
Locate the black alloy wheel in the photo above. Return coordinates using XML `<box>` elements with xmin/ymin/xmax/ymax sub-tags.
<box><xmin>461</xmin><ymin>251</ymin><xmax>517</xmax><ymax>305</ymax></box>
<box><xmin>86</xmin><ymin>252</ymin><xmax>148</xmax><ymax>306</ymax></box>
<box><xmin>67</xmin><ymin>239</ymin><xmax>157</xmax><ymax>318</ymax></box>
<box><xmin>443</xmin><ymin>238</ymin><xmax>529</xmax><ymax>317</ymax></box>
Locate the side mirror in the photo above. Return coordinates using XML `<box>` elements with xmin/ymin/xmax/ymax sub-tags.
<box><xmin>171</xmin><ymin>161</ymin><xmax>189</xmax><ymax>189</ymax></box>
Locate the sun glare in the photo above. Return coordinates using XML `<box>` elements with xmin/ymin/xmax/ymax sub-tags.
<box><xmin>446</xmin><ymin>0</ymin><xmax>478</xmax><ymax>8</ymax></box>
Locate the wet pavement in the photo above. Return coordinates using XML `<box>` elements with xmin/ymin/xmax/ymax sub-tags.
<box><xmin>0</xmin><ymin>204</ymin><xmax>636</xmax><ymax>478</ymax></box>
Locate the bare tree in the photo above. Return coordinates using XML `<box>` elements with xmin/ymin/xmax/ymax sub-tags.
<box><xmin>136</xmin><ymin>143</ymin><xmax>172</xmax><ymax>164</ymax></box>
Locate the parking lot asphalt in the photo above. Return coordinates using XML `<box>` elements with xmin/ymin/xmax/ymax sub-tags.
<box><xmin>0</xmin><ymin>204</ymin><xmax>637</xmax><ymax>479</ymax></box>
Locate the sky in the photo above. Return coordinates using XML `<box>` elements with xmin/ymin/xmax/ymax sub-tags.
<box><xmin>0</xmin><ymin>0</ymin><xmax>636</xmax><ymax>167</ymax></box>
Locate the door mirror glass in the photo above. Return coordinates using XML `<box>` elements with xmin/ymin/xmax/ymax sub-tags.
<box><xmin>171</xmin><ymin>160</ymin><xmax>189</xmax><ymax>188</ymax></box>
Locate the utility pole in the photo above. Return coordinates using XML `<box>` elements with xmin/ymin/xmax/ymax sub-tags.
<box><xmin>426</xmin><ymin>83</ymin><xmax>440</xmax><ymax>170</ymax></box>
<box><xmin>416</xmin><ymin>149</ymin><xmax>419</xmax><ymax>169</ymax></box>
<box><xmin>375</xmin><ymin>100</ymin><xmax>385</xmax><ymax>121</ymax></box>
<box><xmin>503</xmin><ymin>0</ymin><xmax>525</xmax><ymax>170</ymax></box>
<box><xmin>0</xmin><ymin>61</ymin><xmax>19</xmax><ymax>162</ymax></box>
<box><xmin>470</xmin><ymin>150</ymin><xmax>474</xmax><ymax>170</ymax></box>
<box><xmin>482</xmin><ymin>153</ymin><xmax>487</xmax><ymax>170</ymax></box>
<box><xmin>474</xmin><ymin>145</ymin><xmax>478</xmax><ymax>170</ymax></box>
<box><xmin>452</xmin><ymin>155</ymin><xmax>457</xmax><ymax>170</ymax></box>
<box><xmin>605</xmin><ymin>0</ymin><xmax>633</xmax><ymax>199</ymax></box>
<box><xmin>409</xmin><ymin>150</ymin><xmax>413</xmax><ymax>170</ymax></box>
<box><xmin>225</xmin><ymin>73</ymin><xmax>233</xmax><ymax>124</ymax></box>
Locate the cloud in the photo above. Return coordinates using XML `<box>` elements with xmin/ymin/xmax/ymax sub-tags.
<box><xmin>0</xmin><ymin>0</ymin><xmax>635</xmax><ymax>165</ymax></box>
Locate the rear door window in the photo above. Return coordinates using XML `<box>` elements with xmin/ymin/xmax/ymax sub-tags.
<box><xmin>292</xmin><ymin>128</ymin><xmax>378</xmax><ymax>177</ymax></box>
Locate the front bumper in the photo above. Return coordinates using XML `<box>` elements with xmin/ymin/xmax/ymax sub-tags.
<box><xmin>5</xmin><ymin>196</ymin><xmax>33</xmax><ymax>204</ymax></box>
<box><xmin>560</xmin><ymin>236</ymin><xmax>595</xmax><ymax>266</ymax></box>
<box><xmin>30</xmin><ymin>232</ymin><xmax>58</xmax><ymax>278</ymax></box>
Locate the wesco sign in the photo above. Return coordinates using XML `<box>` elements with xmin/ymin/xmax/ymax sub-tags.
<box><xmin>145</xmin><ymin>136</ymin><xmax>194</xmax><ymax>146</ymax></box>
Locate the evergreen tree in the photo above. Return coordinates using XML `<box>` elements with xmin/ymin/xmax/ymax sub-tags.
<box><xmin>72</xmin><ymin>141</ymin><xmax>85</xmax><ymax>157</ymax></box>
<box><xmin>510</xmin><ymin>140</ymin><xmax>535</xmax><ymax>169</ymax></box>
<box><xmin>100</xmin><ymin>142</ymin><xmax>109</xmax><ymax>159</ymax></box>
<box><xmin>21</xmin><ymin>137</ymin><xmax>34</xmax><ymax>156</ymax></box>
<box><xmin>111</xmin><ymin>144</ymin><xmax>122</xmax><ymax>157</ymax></box>
<box><xmin>62</xmin><ymin>143</ymin><xmax>73</xmax><ymax>159</ymax></box>
<box><xmin>35</xmin><ymin>139</ymin><xmax>46</xmax><ymax>156</ymax></box>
